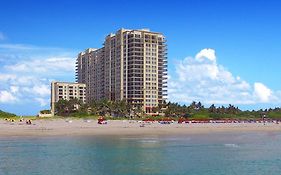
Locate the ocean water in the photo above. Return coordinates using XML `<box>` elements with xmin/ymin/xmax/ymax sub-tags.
<box><xmin>1</xmin><ymin>132</ymin><xmax>281</xmax><ymax>175</ymax></box>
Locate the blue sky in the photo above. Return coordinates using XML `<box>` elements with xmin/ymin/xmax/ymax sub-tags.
<box><xmin>1</xmin><ymin>0</ymin><xmax>281</xmax><ymax>115</ymax></box>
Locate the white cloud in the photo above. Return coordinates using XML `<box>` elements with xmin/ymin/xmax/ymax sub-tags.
<box><xmin>0</xmin><ymin>73</ymin><xmax>54</xmax><ymax>108</ymax></box>
<box><xmin>195</xmin><ymin>48</ymin><xmax>216</xmax><ymax>62</ymax></box>
<box><xmin>5</xmin><ymin>57</ymin><xmax>75</xmax><ymax>74</ymax></box>
<box><xmin>0</xmin><ymin>73</ymin><xmax>51</xmax><ymax>104</ymax></box>
<box><xmin>0</xmin><ymin>44</ymin><xmax>38</xmax><ymax>50</ymax></box>
<box><xmin>0</xmin><ymin>43</ymin><xmax>76</xmax><ymax>114</ymax></box>
<box><xmin>10</xmin><ymin>86</ymin><xmax>19</xmax><ymax>93</ymax></box>
<box><xmin>0</xmin><ymin>74</ymin><xmax>17</xmax><ymax>82</ymax></box>
<box><xmin>176</xmin><ymin>56</ymin><xmax>219</xmax><ymax>81</ymax></box>
<box><xmin>254</xmin><ymin>83</ymin><xmax>272</xmax><ymax>102</ymax></box>
<box><xmin>0</xmin><ymin>43</ymin><xmax>62</xmax><ymax>50</ymax></box>
<box><xmin>34</xmin><ymin>97</ymin><xmax>48</xmax><ymax>107</ymax></box>
<box><xmin>0</xmin><ymin>90</ymin><xmax>17</xmax><ymax>103</ymax></box>
<box><xmin>169</xmin><ymin>48</ymin><xmax>280</xmax><ymax>105</ymax></box>
<box><xmin>32</xmin><ymin>84</ymin><xmax>50</xmax><ymax>97</ymax></box>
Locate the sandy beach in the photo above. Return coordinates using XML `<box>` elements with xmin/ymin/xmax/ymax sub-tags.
<box><xmin>0</xmin><ymin>119</ymin><xmax>281</xmax><ymax>137</ymax></box>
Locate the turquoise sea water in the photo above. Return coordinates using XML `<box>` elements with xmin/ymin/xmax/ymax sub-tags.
<box><xmin>1</xmin><ymin>132</ymin><xmax>281</xmax><ymax>175</ymax></box>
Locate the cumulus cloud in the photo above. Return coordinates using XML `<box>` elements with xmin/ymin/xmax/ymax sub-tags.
<box><xmin>0</xmin><ymin>43</ymin><xmax>77</xmax><ymax>114</ymax></box>
<box><xmin>32</xmin><ymin>85</ymin><xmax>50</xmax><ymax>97</ymax></box>
<box><xmin>10</xmin><ymin>86</ymin><xmax>19</xmax><ymax>93</ymax></box>
<box><xmin>253</xmin><ymin>83</ymin><xmax>272</xmax><ymax>102</ymax></box>
<box><xmin>0</xmin><ymin>74</ymin><xmax>17</xmax><ymax>82</ymax></box>
<box><xmin>0</xmin><ymin>70</ymin><xmax>54</xmax><ymax>107</ymax></box>
<box><xmin>34</xmin><ymin>98</ymin><xmax>49</xmax><ymax>107</ymax></box>
<box><xmin>0</xmin><ymin>90</ymin><xmax>17</xmax><ymax>103</ymax></box>
<box><xmin>169</xmin><ymin>48</ymin><xmax>280</xmax><ymax>105</ymax></box>
<box><xmin>195</xmin><ymin>48</ymin><xmax>216</xmax><ymax>62</ymax></box>
<box><xmin>0</xmin><ymin>76</ymin><xmax>55</xmax><ymax>107</ymax></box>
<box><xmin>0</xmin><ymin>74</ymin><xmax>51</xmax><ymax>106</ymax></box>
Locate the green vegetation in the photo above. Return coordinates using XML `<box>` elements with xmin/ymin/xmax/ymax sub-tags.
<box><xmin>3</xmin><ymin>100</ymin><xmax>280</xmax><ymax>121</ymax></box>
<box><xmin>55</xmin><ymin>99</ymin><xmax>144</xmax><ymax>119</ymax></box>
<box><xmin>39</xmin><ymin>109</ymin><xmax>51</xmax><ymax>114</ymax></box>
<box><xmin>0</xmin><ymin>110</ymin><xmax>39</xmax><ymax>121</ymax></box>
<box><xmin>0</xmin><ymin>110</ymin><xmax>17</xmax><ymax>118</ymax></box>
<box><xmin>164</xmin><ymin>101</ymin><xmax>281</xmax><ymax>120</ymax></box>
<box><xmin>267</xmin><ymin>111</ymin><xmax>281</xmax><ymax>120</ymax></box>
<box><xmin>54</xmin><ymin>99</ymin><xmax>281</xmax><ymax>120</ymax></box>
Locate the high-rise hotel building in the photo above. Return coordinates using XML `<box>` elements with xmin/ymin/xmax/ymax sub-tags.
<box><xmin>76</xmin><ymin>29</ymin><xmax>167</xmax><ymax>113</ymax></box>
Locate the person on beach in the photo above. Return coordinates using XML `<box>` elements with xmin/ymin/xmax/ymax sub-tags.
<box><xmin>26</xmin><ymin>120</ymin><xmax>32</xmax><ymax>125</ymax></box>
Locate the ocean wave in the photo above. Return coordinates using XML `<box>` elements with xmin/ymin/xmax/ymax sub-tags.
<box><xmin>138</xmin><ymin>140</ymin><xmax>159</xmax><ymax>143</ymax></box>
<box><xmin>224</xmin><ymin>143</ymin><xmax>239</xmax><ymax>148</ymax></box>
<box><xmin>119</xmin><ymin>137</ymin><xmax>158</xmax><ymax>140</ymax></box>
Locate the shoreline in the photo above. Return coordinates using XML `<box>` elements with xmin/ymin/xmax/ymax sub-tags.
<box><xmin>0</xmin><ymin>119</ymin><xmax>281</xmax><ymax>137</ymax></box>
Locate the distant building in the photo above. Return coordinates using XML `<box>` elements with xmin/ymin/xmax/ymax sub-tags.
<box><xmin>76</xmin><ymin>28</ymin><xmax>168</xmax><ymax>113</ymax></box>
<box><xmin>50</xmin><ymin>81</ymin><xmax>86</xmax><ymax>115</ymax></box>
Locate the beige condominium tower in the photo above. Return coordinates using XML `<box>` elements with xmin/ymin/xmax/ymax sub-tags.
<box><xmin>76</xmin><ymin>29</ymin><xmax>167</xmax><ymax>113</ymax></box>
<box><xmin>50</xmin><ymin>82</ymin><xmax>86</xmax><ymax>115</ymax></box>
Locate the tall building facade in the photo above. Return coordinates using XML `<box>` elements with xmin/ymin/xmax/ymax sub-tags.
<box><xmin>76</xmin><ymin>29</ymin><xmax>167</xmax><ymax>113</ymax></box>
<box><xmin>50</xmin><ymin>81</ymin><xmax>86</xmax><ymax>115</ymax></box>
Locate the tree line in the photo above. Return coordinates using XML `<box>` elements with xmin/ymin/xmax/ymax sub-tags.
<box><xmin>55</xmin><ymin>99</ymin><xmax>144</xmax><ymax>118</ymax></box>
<box><xmin>54</xmin><ymin>99</ymin><xmax>281</xmax><ymax>119</ymax></box>
<box><xmin>0</xmin><ymin>110</ymin><xmax>17</xmax><ymax>118</ymax></box>
<box><xmin>164</xmin><ymin>101</ymin><xmax>281</xmax><ymax>120</ymax></box>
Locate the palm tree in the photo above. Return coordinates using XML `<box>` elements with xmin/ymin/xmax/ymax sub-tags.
<box><xmin>55</xmin><ymin>99</ymin><xmax>71</xmax><ymax>116</ymax></box>
<box><xmin>133</xmin><ymin>105</ymin><xmax>144</xmax><ymax>118</ymax></box>
<box><xmin>208</xmin><ymin>104</ymin><xmax>216</xmax><ymax>113</ymax></box>
<box><xmin>115</xmin><ymin>100</ymin><xmax>131</xmax><ymax>118</ymax></box>
<box><xmin>68</xmin><ymin>98</ymin><xmax>82</xmax><ymax>112</ymax></box>
<box><xmin>98</xmin><ymin>99</ymin><xmax>111</xmax><ymax>116</ymax></box>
